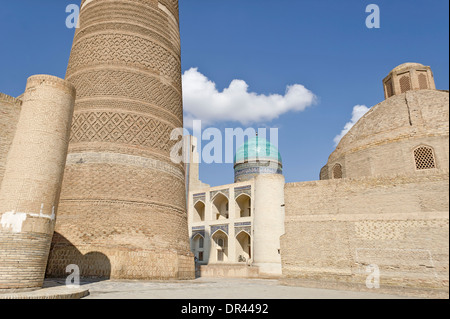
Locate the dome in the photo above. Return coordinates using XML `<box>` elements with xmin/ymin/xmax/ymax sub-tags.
<box><xmin>391</xmin><ymin>62</ymin><xmax>426</xmax><ymax>73</ymax></box>
<box><xmin>234</xmin><ymin>137</ymin><xmax>282</xmax><ymax>164</ymax></box>
<box><xmin>323</xmin><ymin>89</ymin><xmax>448</xmax><ymax>180</ymax></box>
<box><xmin>234</xmin><ymin>137</ymin><xmax>283</xmax><ymax>183</ymax></box>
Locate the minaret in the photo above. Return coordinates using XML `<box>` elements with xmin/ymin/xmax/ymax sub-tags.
<box><xmin>46</xmin><ymin>0</ymin><xmax>195</xmax><ymax>279</ymax></box>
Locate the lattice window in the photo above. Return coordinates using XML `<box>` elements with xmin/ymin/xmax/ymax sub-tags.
<box><xmin>332</xmin><ymin>164</ymin><xmax>343</xmax><ymax>179</ymax></box>
<box><xmin>418</xmin><ymin>73</ymin><xmax>429</xmax><ymax>90</ymax></box>
<box><xmin>385</xmin><ymin>79</ymin><xmax>394</xmax><ymax>98</ymax></box>
<box><xmin>399</xmin><ymin>75</ymin><xmax>411</xmax><ymax>93</ymax></box>
<box><xmin>414</xmin><ymin>146</ymin><xmax>436</xmax><ymax>170</ymax></box>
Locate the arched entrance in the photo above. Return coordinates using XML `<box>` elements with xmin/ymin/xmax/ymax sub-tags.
<box><xmin>236</xmin><ymin>231</ymin><xmax>251</xmax><ymax>263</ymax></box>
<box><xmin>193</xmin><ymin>201</ymin><xmax>205</xmax><ymax>222</ymax></box>
<box><xmin>235</xmin><ymin>194</ymin><xmax>251</xmax><ymax>218</ymax></box>
<box><xmin>211</xmin><ymin>230</ymin><xmax>228</xmax><ymax>262</ymax></box>
<box><xmin>192</xmin><ymin>233</ymin><xmax>205</xmax><ymax>263</ymax></box>
<box><xmin>212</xmin><ymin>193</ymin><xmax>229</xmax><ymax>220</ymax></box>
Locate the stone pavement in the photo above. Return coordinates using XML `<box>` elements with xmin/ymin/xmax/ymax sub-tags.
<box><xmin>40</xmin><ymin>277</ymin><xmax>418</xmax><ymax>299</ymax></box>
<box><xmin>0</xmin><ymin>285</ymin><xmax>89</xmax><ymax>299</ymax></box>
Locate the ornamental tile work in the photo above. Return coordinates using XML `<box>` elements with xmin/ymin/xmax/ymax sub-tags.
<box><xmin>234</xmin><ymin>185</ymin><xmax>252</xmax><ymax>199</ymax></box>
<box><xmin>211</xmin><ymin>224</ymin><xmax>229</xmax><ymax>236</ymax></box>
<box><xmin>235</xmin><ymin>222</ymin><xmax>252</xmax><ymax>236</ymax></box>
<box><xmin>193</xmin><ymin>193</ymin><xmax>206</xmax><ymax>204</ymax></box>
<box><xmin>210</xmin><ymin>189</ymin><xmax>229</xmax><ymax>200</ymax></box>
<box><xmin>234</xmin><ymin>163</ymin><xmax>282</xmax><ymax>182</ymax></box>
<box><xmin>192</xmin><ymin>226</ymin><xmax>205</xmax><ymax>239</ymax></box>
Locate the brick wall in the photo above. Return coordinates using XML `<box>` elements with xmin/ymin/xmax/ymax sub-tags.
<box><xmin>0</xmin><ymin>76</ymin><xmax>75</xmax><ymax>290</ymax></box>
<box><xmin>48</xmin><ymin>0</ymin><xmax>195</xmax><ymax>280</ymax></box>
<box><xmin>0</xmin><ymin>93</ymin><xmax>21</xmax><ymax>185</ymax></box>
<box><xmin>282</xmin><ymin>170</ymin><xmax>449</xmax><ymax>289</ymax></box>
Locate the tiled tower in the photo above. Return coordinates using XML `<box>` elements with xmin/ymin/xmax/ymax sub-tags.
<box><xmin>234</xmin><ymin>137</ymin><xmax>283</xmax><ymax>183</ymax></box>
<box><xmin>46</xmin><ymin>0</ymin><xmax>195</xmax><ymax>279</ymax></box>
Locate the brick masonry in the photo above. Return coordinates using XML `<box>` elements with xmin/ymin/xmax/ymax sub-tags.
<box><xmin>47</xmin><ymin>0</ymin><xmax>195</xmax><ymax>280</ymax></box>
<box><xmin>323</xmin><ymin>90</ymin><xmax>449</xmax><ymax>179</ymax></box>
<box><xmin>0</xmin><ymin>75</ymin><xmax>75</xmax><ymax>290</ymax></box>
<box><xmin>282</xmin><ymin>170</ymin><xmax>449</xmax><ymax>289</ymax></box>
<box><xmin>0</xmin><ymin>93</ymin><xmax>21</xmax><ymax>186</ymax></box>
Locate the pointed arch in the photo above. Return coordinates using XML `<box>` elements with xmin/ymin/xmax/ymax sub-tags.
<box><xmin>235</xmin><ymin>228</ymin><xmax>251</xmax><ymax>238</ymax></box>
<box><xmin>212</xmin><ymin>193</ymin><xmax>229</xmax><ymax>220</ymax></box>
<box><xmin>235</xmin><ymin>231</ymin><xmax>251</xmax><ymax>263</ymax></box>
<box><xmin>211</xmin><ymin>191</ymin><xmax>229</xmax><ymax>201</ymax></box>
<box><xmin>235</xmin><ymin>193</ymin><xmax>251</xmax><ymax>218</ymax></box>
<box><xmin>192</xmin><ymin>233</ymin><xmax>205</xmax><ymax>262</ymax></box>
<box><xmin>192</xmin><ymin>232</ymin><xmax>205</xmax><ymax>241</ymax></box>
<box><xmin>211</xmin><ymin>229</ymin><xmax>228</xmax><ymax>263</ymax></box>
<box><xmin>210</xmin><ymin>228</ymin><xmax>229</xmax><ymax>238</ymax></box>
<box><xmin>193</xmin><ymin>200</ymin><xmax>205</xmax><ymax>222</ymax></box>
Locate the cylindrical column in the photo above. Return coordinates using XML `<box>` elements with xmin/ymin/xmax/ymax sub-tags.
<box><xmin>253</xmin><ymin>174</ymin><xmax>285</xmax><ymax>277</ymax></box>
<box><xmin>46</xmin><ymin>0</ymin><xmax>194</xmax><ymax>279</ymax></box>
<box><xmin>0</xmin><ymin>93</ymin><xmax>22</xmax><ymax>186</ymax></box>
<box><xmin>0</xmin><ymin>75</ymin><xmax>75</xmax><ymax>290</ymax></box>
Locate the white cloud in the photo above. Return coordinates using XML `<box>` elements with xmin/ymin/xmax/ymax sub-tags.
<box><xmin>333</xmin><ymin>105</ymin><xmax>370</xmax><ymax>146</ymax></box>
<box><xmin>182</xmin><ymin>68</ymin><xmax>317</xmax><ymax>128</ymax></box>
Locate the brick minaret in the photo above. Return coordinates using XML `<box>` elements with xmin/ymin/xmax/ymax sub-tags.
<box><xmin>46</xmin><ymin>0</ymin><xmax>194</xmax><ymax>279</ymax></box>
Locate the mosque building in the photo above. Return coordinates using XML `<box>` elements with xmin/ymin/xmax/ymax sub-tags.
<box><xmin>186</xmin><ymin>136</ymin><xmax>286</xmax><ymax>277</ymax></box>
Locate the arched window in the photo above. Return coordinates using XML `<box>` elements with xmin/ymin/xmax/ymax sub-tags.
<box><xmin>332</xmin><ymin>163</ymin><xmax>343</xmax><ymax>179</ymax></box>
<box><xmin>193</xmin><ymin>201</ymin><xmax>205</xmax><ymax>222</ymax></box>
<box><xmin>414</xmin><ymin>146</ymin><xmax>436</xmax><ymax>170</ymax></box>
<box><xmin>192</xmin><ymin>234</ymin><xmax>205</xmax><ymax>263</ymax></box>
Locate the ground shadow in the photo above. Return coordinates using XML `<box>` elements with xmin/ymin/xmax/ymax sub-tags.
<box><xmin>195</xmin><ymin>262</ymin><xmax>202</xmax><ymax>278</ymax></box>
<box><xmin>44</xmin><ymin>232</ymin><xmax>111</xmax><ymax>285</ymax></box>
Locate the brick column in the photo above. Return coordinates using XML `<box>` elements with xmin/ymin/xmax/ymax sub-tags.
<box><xmin>0</xmin><ymin>75</ymin><xmax>75</xmax><ymax>290</ymax></box>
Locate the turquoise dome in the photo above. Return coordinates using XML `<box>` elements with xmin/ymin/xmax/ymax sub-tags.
<box><xmin>234</xmin><ymin>137</ymin><xmax>282</xmax><ymax>164</ymax></box>
<box><xmin>234</xmin><ymin>137</ymin><xmax>283</xmax><ymax>182</ymax></box>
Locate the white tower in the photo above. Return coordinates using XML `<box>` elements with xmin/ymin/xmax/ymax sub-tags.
<box><xmin>253</xmin><ymin>174</ymin><xmax>285</xmax><ymax>276</ymax></box>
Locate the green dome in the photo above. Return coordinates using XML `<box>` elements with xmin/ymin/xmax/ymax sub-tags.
<box><xmin>234</xmin><ymin>137</ymin><xmax>282</xmax><ymax>164</ymax></box>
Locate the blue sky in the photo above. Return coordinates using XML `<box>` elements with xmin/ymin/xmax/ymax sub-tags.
<box><xmin>0</xmin><ymin>0</ymin><xmax>448</xmax><ymax>186</ymax></box>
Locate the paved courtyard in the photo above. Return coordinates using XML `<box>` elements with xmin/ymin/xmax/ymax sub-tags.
<box><xmin>43</xmin><ymin>277</ymin><xmax>415</xmax><ymax>299</ymax></box>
